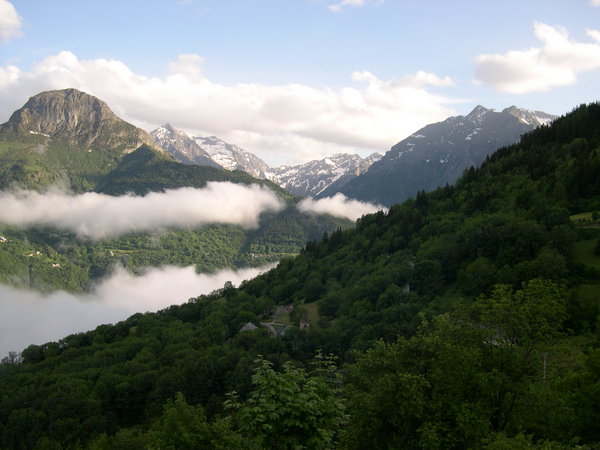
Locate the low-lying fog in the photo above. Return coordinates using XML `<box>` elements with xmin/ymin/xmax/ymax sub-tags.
<box><xmin>0</xmin><ymin>184</ymin><xmax>386</xmax><ymax>357</ymax></box>
<box><xmin>0</xmin><ymin>264</ymin><xmax>274</xmax><ymax>358</ymax></box>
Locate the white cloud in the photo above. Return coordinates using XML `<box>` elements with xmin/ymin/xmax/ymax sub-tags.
<box><xmin>0</xmin><ymin>0</ymin><xmax>22</xmax><ymax>43</ymax></box>
<box><xmin>0</xmin><ymin>183</ymin><xmax>284</xmax><ymax>240</ymax></box>
<box><xmin>328</xmin><ymin>0</ymin><xmax>383</xmax><ymax>13</ymax></box>
<box><xmin>298</xmin><ymin>193</ymin><xmax>385</xmax><ymax>221</ymax></box>
<box><xmin>588</xmin><ymin>29</ymin><xmax>600</xmax><ymax>43</ymax></box>
<box><xmin>0</xmin><ymin>263</ymin><xmax>274</xmax><ymax>357</ymax></box>
<box><xmin>590</xmin><ymin>0</ymin><xmax>600</xmax><ymax>6</ymax></box>
<box><xmin>474</xmin><ymin>22</ymin><xmax>600</xmax><ymax>94</ymax></box>
<box><xmin>0</xmin><ymin>51</ymin><xmax>458</xmax><ymax>166</ymax></box>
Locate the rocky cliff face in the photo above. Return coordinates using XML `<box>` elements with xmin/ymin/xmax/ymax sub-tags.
<box><xmin>2</xmin><ymin>88</ymin><xmax>158</xmax><ymax>153</ymax></box>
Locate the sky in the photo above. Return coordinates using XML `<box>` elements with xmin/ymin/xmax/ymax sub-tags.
<box><xmin>1</xmin><ymin>0</ymin><xmax>599</xmax><ymax>166</ymax></box>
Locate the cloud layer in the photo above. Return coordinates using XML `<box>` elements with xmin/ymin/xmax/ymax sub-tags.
<box><xmin>298</xmin><ymin>193</ymin><xmax>385</xmax><ymax>221</ymax></box>
<box><xmin>474</xmin><ymin>22</ymin><xmax>600</xmax><ymax>94</ymax></box>
<box><xmin>0</xmin><ymin>51</ymin><xmax>458</xmax><ymax>165</ymax></box>
<box><xmin>0</xmin><ymin>183</ymin><xmax>284</xmax><ymax>240</ymax></box>
<box><xmin>0</xmin><ymin>264</ymin><xmax>274</xmax><ymax>357</ymax></box>
<box><xmin>0</xmin><ymin>0</ymin><xmax>22</xmax><ymax>43</ymax></box>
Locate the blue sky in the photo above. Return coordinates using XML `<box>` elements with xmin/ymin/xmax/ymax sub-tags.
<box><xmin>1</xmin><ymin>0</ymin><xmax>600</xmax><ymax>165</ymax></box>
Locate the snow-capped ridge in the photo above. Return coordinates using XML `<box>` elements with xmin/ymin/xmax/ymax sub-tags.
<box><xmin>150</xmin><ymin>124</ymin><xmax>221</xmax><ymax>169</ymax></box>
<box><xmin>326</xmin><ymin>104</ymin><xmax>557</xmax><ymax>206</ymax></box>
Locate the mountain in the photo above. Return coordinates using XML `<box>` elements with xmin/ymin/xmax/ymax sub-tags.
<box><xmin>0</xmin><ymin>90</ymin><xmax>352</xmax><ymax>291</ymax></box>
<box><xmin>269</xmin><ymin>152</ymin><xmax>382</xmax><ymax>197</ymax></box>
<box><xmin>193</xmin><ymin>135</ymin><xmax>271</xmax><ymax>179</ymax></box>
<box><xmin>324</xmin><ymin>105</ymin><xmax>557</xmax><ymax>206</ymax></box>
<box><xmin>150</xmin><ymin>124</ymin><xmax>221</xmax><ymax>168</ymax></box>
<box><xmin>151</xmin><ymin>124</ymin><xmax>383</xmax><ymax>197</ymax></box>
<box><xmin>0</xmin><ymin>88</ymin><xmax>157</xmax><ymax>151</ymax></box>
<box><xmin>1</xmin><ymin>102</ymin><xmax>598</xmax><ymax>448</ymax></box>
<box><xmin>0</xmin><ymin>88</ymin><xmax>166</xmax><ymax>191</ymax></box>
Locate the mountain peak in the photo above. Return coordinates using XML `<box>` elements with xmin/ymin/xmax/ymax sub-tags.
<box><xmin>465</xmin><ymin>105</ymin><xmax>491</xmax><ymax>123</ymax></box>
<box><xmin>502</xmin><ymin>106</ymin><xmax>556</xmax><ymax>126</ymax></box>
<box><xmin>2</xmin><ymin>88</ymin><xmax>157</xmax><ymax>152</ymax></box>
<box><xmin>273</xmin><ymin>152</ymin><xmax>382</xmax><ymax>197</ymax></box>
<box><xmin>192</xmin><ymin>135</ymin><xmax>270</xmax><ymax>178</ymax></box>
<box><xmin>150</xmin><ymin>124</ymin><xmax>221</xmax><ymax>169</ymax></box>
<box><xmin>7</xmin><ymin>88</ymin><xmax>115</xmax><ymax>133</ymax></box>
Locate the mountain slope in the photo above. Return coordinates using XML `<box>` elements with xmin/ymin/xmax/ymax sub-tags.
<box><xmin>0</xmin><ymin>103</ymin><xmax>598</xmax><ymax>448</ymax></box>
<box><xmin>0</xmin><ymin>88</ymin><xmax>167</xmax><ymax>192</ymax></box>
<box><xmin>95</xmin><ymin>144</ymin><xmax>281</xmax><ymax>196</ymax></box>
<box><xmin>269</xmin><ymin>152</ymin><xmax>382</xmax><ymax>197</ymax></box>
<box><xmin>193</xmin><ymin>135</ymin><xmax>271</xmax><ymax>179</ymax></box>
<box><xmin>326</xmin><ymin>105</ymin><xmax>556</xmax><ymax>205</ymax></box>
<box><xmin>150</xmin><ymin>124</ymin><xmax>221</xmax><ymax>168</ymax></box>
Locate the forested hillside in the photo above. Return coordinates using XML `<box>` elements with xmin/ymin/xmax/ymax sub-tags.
<box><xmin>0</xmin><ymin>104</ymin><xmax>599</xmax><ymax>448</ymax></box>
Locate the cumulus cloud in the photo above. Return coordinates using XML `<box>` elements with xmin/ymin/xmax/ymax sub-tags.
<box><xmin>0</xmin><ymin>183</ymin><xmax>284</xmax><ymax>240</ymax></box>
<box><xmin>474</xmin><ymin>22</ymin><xmax>600</xmax><ymax>94</ymax></box>
<box><xmin>0</xmin><ymin>264</ymin><xmax>274</xmax><ymax>357</ymax></box>
<box><xmin>0</xmin><ymin>51</ymin><xmax>458</xmax><ymax>166</ymax></box>
<box><xmin>298</xmin><ymin>193</ymin><xmax>385</xmax><ymax>221</ymax></box>
<box><xmin>0</xmin><ymin>0</ymin><xmax>22</xmax><ymax>43</ymax></box>
<box><xmin>328</xmin><ymin>0</ymin><xmax>383</xmax><ymax>13</ymax></box>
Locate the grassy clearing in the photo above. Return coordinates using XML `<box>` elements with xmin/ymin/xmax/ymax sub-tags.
<box><xmin>571</xmin><ymin>212</ymin><xmax>593</xmax><ymax>222</ymax></box>
<box><xmin>273</xmin><ymin>311</ymin><xmax>291</xmax><ymax>325</ymax></box>
<box><xmin>303</xmin><ymin>301</ymin><xmax>320</xmax><ymax>325</ymax></box>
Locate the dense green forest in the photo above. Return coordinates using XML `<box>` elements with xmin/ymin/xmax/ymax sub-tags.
<box><xmin>0</xmin><ymin>103</ymin><xmax>599</xmax><ymax>448</ymax></box>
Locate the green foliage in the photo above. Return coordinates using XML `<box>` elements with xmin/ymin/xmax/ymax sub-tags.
<box><xmin>225</xmin><ymin>353</ymin><xmax>347</xmax><ymax>449</ymax></box>
<box><xmin>475</xmin><ymin>279</ymin><xmax>567</xmax><ymax>347</ymax></box>
<box><xmin>345</xmin><ymin>279</ymin><xmax>571</xmax><ymax>449</ymax></box>
<box><xmin>146</xmin><ymin>392</ymin><xmax>243</xmax><ymax>449</ymax></box>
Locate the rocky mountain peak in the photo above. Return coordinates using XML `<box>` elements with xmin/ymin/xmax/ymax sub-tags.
<box><xmin>150</xmin><ymin>124</ymin><xmax>220</xmax><ymax>168</ymax></box>
<box><xmin>272</xmin><ymin>152</ymin><xmax>383</xmax><ymax>197</ymax></box>
<box><xmin>8</xmin><ymin>89</ymin><xmax>117</xmax><ymax>135</ymax></box>
<box><xmin>502</xmin><ymin>106</ymin><xmax>556</xmax><ymax>127</ymax></box>
<box><xmin>465</xmin><ymin>105</ymin><xmax>491</xmax><ymax>125</ymax></box>
<box><xmin>192</xmin><ymin>135</ymin><xmax>271</xmax><ymax>178</ymax></box>
<box><xmin>3</xmin><ymin>88</ymin><xmax>157</xmax><ymax>152</ymax></box>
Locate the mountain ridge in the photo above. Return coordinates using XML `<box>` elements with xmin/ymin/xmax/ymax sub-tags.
<box><xmin>269</xmin><ymin>152</ymin><xmax>382</xmax><ymax>197</ymax></box>
<box><xmin>150</xmin><ymin>125</ymin><xmax>383</xmax><ymax>197</ymax></box>
<box><xmin>150</xmin><ymin>124</ymin><xmax>221</xmax><ymax>169</ymax></box>
<box><xmin>323</xmin><ymin>104</ymin><xmax>557</xmax><ymax>205</ymax></box>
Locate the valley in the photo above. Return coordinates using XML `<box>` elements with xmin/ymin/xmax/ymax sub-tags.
<box><xmin>0</xmin><ymin>90</ymin><xmax>598</xmax><ymax>449</ymax></box>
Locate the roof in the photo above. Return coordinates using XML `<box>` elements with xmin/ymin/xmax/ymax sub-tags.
<box><xmin>239</xmin><ymin>322</ymin><xmax>258</xmax><ymax>333</ymax></box>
